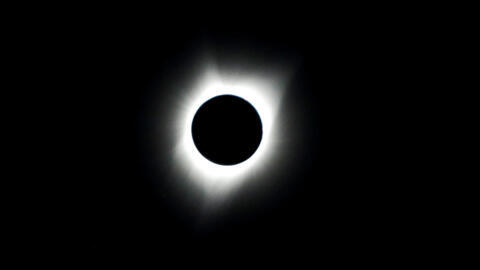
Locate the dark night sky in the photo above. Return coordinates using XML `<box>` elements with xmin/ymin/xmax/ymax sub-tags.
<box><xmin>16</xmin><ymin>5</ymin><xmax>439</xmax><ymax>262</ymax></box>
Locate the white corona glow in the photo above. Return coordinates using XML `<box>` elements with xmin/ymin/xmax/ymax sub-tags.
<box><xmin>173</xmin><ymin>69</ymin><xmax>285</xmax><ymax>197</ymax></box>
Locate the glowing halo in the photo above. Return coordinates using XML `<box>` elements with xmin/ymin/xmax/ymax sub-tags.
<box><xmin>172</xmin><ymin>69</ymin><xmax>285</xmax><ymax>198</ymax></box>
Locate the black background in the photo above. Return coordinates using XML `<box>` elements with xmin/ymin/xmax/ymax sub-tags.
<box><xmin>18</xmin><ymin>5</ymin><xmax>439</xmax><ymax>262</ymax></box>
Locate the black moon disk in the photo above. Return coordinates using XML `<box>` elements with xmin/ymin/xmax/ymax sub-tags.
<box><xmin>192</xmin><ymin>95</ymin><xmax>263</xmax><ymax>165</ymax></box>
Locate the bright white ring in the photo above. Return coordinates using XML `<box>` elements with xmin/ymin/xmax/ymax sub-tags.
<box><xmin>173</xmin><ymin>70</ymin><xmax>284</xmax><ymax>197</ymax></box>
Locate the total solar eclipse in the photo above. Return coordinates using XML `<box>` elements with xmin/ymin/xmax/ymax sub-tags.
<box><xmin>168</xmin><ymin>71</ymin><xmax>287</xmax><ymax>198</ymax></box>
<box><xmin>191</xmin><ymin>95</ymin><xmax>263</xmax><ymax>165</ymax></box>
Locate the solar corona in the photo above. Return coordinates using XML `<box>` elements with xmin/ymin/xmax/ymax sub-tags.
<box><xmin>171</xmin><ymin>69</ymin><xmax>286</xmax><ymax>198</ymax></box>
